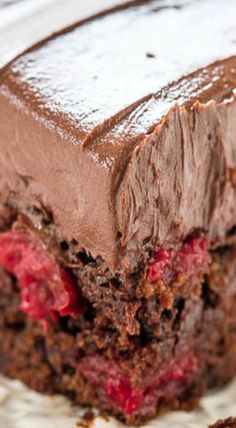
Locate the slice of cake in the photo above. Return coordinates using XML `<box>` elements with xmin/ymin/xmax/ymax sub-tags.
<box><xmin>0</xmin><ymin>0</ymin><xmax>236</xmax><ymax>425</ymax></box>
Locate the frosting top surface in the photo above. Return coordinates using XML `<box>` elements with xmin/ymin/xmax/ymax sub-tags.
<box><xmin>3</xmin><ymin>0</ymin><xmax>236</xmax><ymax>141</ymax></box>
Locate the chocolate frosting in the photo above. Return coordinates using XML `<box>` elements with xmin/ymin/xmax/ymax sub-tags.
<box><xmin>0</xmin><ymin>0</ymin><xmax>236</xmax><ymax>270</ymax></box>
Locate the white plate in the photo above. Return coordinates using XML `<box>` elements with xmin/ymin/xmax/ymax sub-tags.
<box><xmin>1</xmin><ymin>374</ymin><xmax>236</xmax><ymax>428</ymax></box>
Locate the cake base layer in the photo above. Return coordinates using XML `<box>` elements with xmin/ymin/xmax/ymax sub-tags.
<box><xmin>0</xmin><ymin>242</ymin><xmax>236</xmax><ymax>425</ymax></box>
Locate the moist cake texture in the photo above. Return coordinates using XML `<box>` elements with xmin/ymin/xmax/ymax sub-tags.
<box><xmin>209</xmin><ymin>418</ymin><xmax>236</xmax><ymax>428</ymax></box>
<box><xmin>0</xmin><ymin>0</ymin><xmax>236</xmax><ymax>425</ymax></box>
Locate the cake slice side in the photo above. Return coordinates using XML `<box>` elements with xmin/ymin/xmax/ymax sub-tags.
<box><xmin>0</xmin><ymin>0</ymin><xmax>236</xmax><ymax>425</ymax></box>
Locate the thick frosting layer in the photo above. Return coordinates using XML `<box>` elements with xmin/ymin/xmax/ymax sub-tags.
<box><xmin>0</xmin><ymin>0</ymin><xmax>236</xmax><ymax>270</ymax></box>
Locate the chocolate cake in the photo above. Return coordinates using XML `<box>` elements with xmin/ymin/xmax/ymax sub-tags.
<box><xmin>209</xmin><ymin>418</ymin><xmax>236</xmax><ymax>428</ymax></box>
<box><xmin>0</xmin><ymin>0</ymin><xmax>236</xmax><ymax>425</ymax></box>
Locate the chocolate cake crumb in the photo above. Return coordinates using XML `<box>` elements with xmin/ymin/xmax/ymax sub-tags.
<box><xmin>209</xmin><ymin>417</ymin><xmax>236</xmax><ymax>428</ymax></box>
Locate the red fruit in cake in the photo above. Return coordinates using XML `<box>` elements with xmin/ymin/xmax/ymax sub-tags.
<box><xmin>79</xmin><ymin>353</ymin><xmax>198</xmax><ymax>416</ymax></box>
<box><xmin>147</xmin><ymin>237</ymin><xmax>210</xmax><ymax>284</ymax></box>
<box><xmin>0</xmin><ymin>230</ymin><xmax>83</xmax><ymax>328</ymax></box>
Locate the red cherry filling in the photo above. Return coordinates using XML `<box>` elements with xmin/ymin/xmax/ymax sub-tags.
<box><xmin>0</xmin><ymin>230</ymin><xmax>83</xmax><ymax>328</ymax></box>
<box><xmin>147</xmin><ymin>237</ymin><xmax>210</xmax><ymax>284</ymax></box>
<box><xmin>79</xmin><ymin>353</ymin><xmax>198</xmax><ymax>416</ymax></box>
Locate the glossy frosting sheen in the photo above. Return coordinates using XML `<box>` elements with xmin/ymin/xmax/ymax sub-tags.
<box><xmin>3</xmin><ymin>0</ymin><xmax>236</xmax><ymax>135</ymax></box>
<box><xmin>0</xmin><ymin>0</ymin><xmax>236</xmax><ymax>270</ymax></box>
